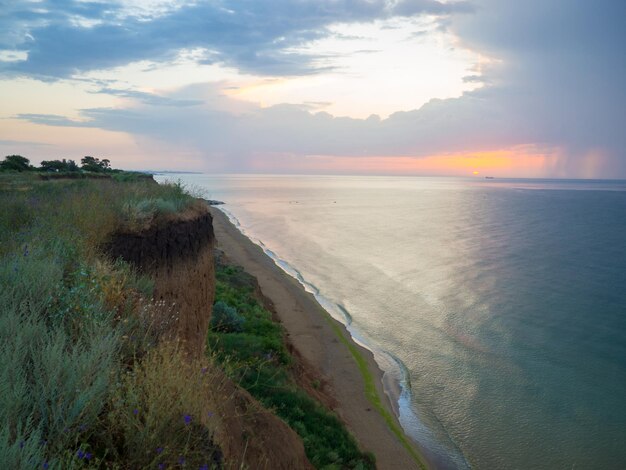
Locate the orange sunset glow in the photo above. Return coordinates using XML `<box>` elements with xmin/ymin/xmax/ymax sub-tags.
<box><xmin>246</xmin><ymin>148</ymin><xmax>552</xmax><ymax>177</ymax></box>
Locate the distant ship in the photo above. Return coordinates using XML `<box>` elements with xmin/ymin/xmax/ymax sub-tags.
<box><xmin>485</xmin><ymin>176</ymin><xmax>495</xmax><ymax>179</ymax></box>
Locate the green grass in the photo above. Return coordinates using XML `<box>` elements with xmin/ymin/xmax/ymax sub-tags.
<box><xmin>320</xmin><ymin>314</ymin><xmax>426</xmax><ymax>469</ymax></box>
<box><xmin>0</xmin><ymin>176</ymin><xmax>220</xmax><ymax>468</ymax></box>
<box><xmin>209</xmin><ymin>264</ymin><xmax>376</xmax><ymax>470</ymax></box>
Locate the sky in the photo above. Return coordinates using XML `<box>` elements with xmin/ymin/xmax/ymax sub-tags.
<box><xmin>0</xmin><ymin>0</ymin><xmax>624</xmax><ymax>177</ymax></box>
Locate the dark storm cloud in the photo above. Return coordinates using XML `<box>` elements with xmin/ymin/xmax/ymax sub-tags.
<box><xmin>0</xmin><ymin>0</ymin><xmax>470</xmax><ymax>79</ymax></box>
<box><xmin>446</xmin><ymin>0</ymin><xmax>626</xmax><ymax>174</ymax></box>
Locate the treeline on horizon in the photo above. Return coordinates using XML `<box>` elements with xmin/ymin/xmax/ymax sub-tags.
<box><xmin>0</xmin><ymin>154</ymin><xmax>119</xmax><ymax>174</ymax></box>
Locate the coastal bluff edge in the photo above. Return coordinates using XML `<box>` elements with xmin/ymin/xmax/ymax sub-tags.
<box><xmin>104</xmin><ymin>201</ymin><xmax>313</xmax><ymax>469</ymax></box>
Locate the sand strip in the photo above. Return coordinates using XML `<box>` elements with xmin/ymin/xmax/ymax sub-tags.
<box><xmin>209</xmin><ymin>207</ymin><xmax>425</xmax><ymax>470</ymax></box>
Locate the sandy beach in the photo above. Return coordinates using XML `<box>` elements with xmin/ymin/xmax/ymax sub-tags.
<box><xmin>209</xmin><ymin>207</ymin><xmax>424</xmax><ymax>470</ymax></box>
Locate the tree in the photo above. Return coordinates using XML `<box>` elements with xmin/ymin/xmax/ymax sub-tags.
<box><xmin>0</xmin><ymin>155</ymin><xmax>32</xmax><ymax>172</ymax></box>
<box><xmin>40</xmin><ymin>160</ymin><xmax>63</xmax><ymax>172</ymax></box>
<box><xmin>81</xmin><ymin>156</ymin><xmax>100</xmax><ymax>172</ymax></box>
<box><xmin>40</xmin><ymin>159</ymin><xmax>79</xmax><ymax>172</ymax></box>
<box><xmin>66</xmin><ymin>159</ymin><xmax>80</xmax><ymax>172</ymax></box>
<box><xmin>80</xmin><ymin>156</ymin><xmax>110</xmax><ymax>172</ymax></box>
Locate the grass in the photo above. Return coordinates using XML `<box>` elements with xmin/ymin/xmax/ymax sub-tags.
<box><xmin>208</xmin><ymin>264</ymin><xmax>376</xmax><ymax>470</ymax></box>
<box><xmin>320</xmin><ymin>314</ymin><xmax>426</xmax><ymax>469</ymax></box>
<box><xmin>0</xmin><ymin>172</ymin><xmax>398</xmax><ymax>469</ymax></box>
<box><xmin>0</xmin><ymin>174</ymin><xmax>221</xmax><ymax>468</ymax></box>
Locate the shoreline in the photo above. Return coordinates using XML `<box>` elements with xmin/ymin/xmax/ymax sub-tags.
<box><xmin>209</xmin><ymin>207</ymin><xmax>427</xmax><ymax>470</ymax></box>
<box><xmin>218</xmin><ymin>207</ymin><xmax>407</xmax><ymax>415</ymax></box>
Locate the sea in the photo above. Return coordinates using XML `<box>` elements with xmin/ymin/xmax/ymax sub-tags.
<box><xmin>156</xmin><ymin>174</ymin><xmax>626</xmax><ymax>469</ymax></box>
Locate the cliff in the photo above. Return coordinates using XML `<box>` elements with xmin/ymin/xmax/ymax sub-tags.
<box><xmin>105</xmin><ymin>201</ymin><xmax>313</xmax><ymax>469</ymax></box>
<box><xmin>106</xmin><ymin>201</ymin><xmax>215</xmax><ymax>355</ymax></box>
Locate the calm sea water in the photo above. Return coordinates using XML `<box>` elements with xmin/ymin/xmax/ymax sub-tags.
<box><xmin>158</xmin><ymin>174</ymin><xmax>626</xmax><ymax>469</ymax></box>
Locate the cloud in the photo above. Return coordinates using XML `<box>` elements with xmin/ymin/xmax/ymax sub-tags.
<box><xmin>14</xmin><ymin>113</ymin><xmax>91</xmax><ymax>127</ymax></box>
<box><xmin>5</xmin><ymin>0</ymin><xmax>625</xmax><ymax>177</ymax></box>
<box><xmin>445</xmin><ymin>0</ymin><xmax>626</xmax><ymax>175</ymax></box>
<box><xmin>1</xmin><ymin>0</ymin><xmax>472</xmax><ymax>79</ymax></box>
<box><xmin>393</xmin><ymin>0</ymin><xmax>473</xmax><ymax>16</ymax></box>
<box><xmin>90</xmin><ymin>88</ymin><xmax>204</xmax><ymax>107</ymax></box>
<box><xmin>10</xmin><ymin>83</ymin><xmax>527</xmax><ymax>163</ymax></box>
<box><xmin>0</xmin><ymin>139</ymin><xmax>52</xmax><ymax>148</ymax></box>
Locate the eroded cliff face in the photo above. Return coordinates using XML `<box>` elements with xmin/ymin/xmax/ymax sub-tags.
<box><xmin>106</xmin><ymin>203</ymin><xmax>215</xmax><ymax>356</ymax></box>
<box><xmin>105</xmin><ymin>203</ymin><xmax>312</xmax><ymax>468</ymax></box>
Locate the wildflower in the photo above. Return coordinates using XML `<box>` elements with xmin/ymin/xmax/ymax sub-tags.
<box><xmin>156</xmin><ymin>447</ymin><xmax>164</xmax><ymax>454</ymax></box>
<box><xmin>79</xmin><ymin>424</ymin><xmax>87</xmax><ymax>432</ymax></box>
<box><xmin>85</xmin><ymin>452</ymin><xmax>93</xmax><ymax>461</ymax></box>
<box><xmin>42</xmin><ymin>463</ymin><xmax>49</xmax><ymax>469</ymax></box>
<box><xmin>207</xmin><ymin>411</ymin><xmax>213</xmax><ymax>418</ymax></box>
<box><xmin>158</xmin><ymin>464</ymin><xmax>166</xmax><ymax>470</ymax></box>
<box><xmin>201</xmin><ymin>367</ymin><xmax>208</xmax><ymax>375</ymax></box>
<box><xmin>77</xmin><ymin>449</ymin><xmax>85</xmax><ymax>459</ymax></box>
<box><xmin>133</xmin><ymin>408</ymin><xmax>139</xmax><ymax>415</ymax></box>
<box><xmin>200</xmin><ymin>465</ymin><xmax>209</xmax><ymax>470</ymax></box>
<box><xmin>178</xmin><ymin>456</ymin><xmax>186</xmax><ymax>465</ymax></box>
<box><xmin>183</xmin><ymin>414</ymin><xmax>192</xmax><ymax>425</ymax></box>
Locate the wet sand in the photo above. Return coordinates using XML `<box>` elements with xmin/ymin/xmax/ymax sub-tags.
<box><xmin>209</xmin><ymin>207</ymin><xmax>425</xmax><ymax>470</ymax></box>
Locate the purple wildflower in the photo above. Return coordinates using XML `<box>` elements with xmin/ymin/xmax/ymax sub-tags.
<box><xmin>178</xmin><ymin>456</ymin><xmax>186</xmax><ymax>465</ymax></box>
<box><xmin>200</xmin><ymin>465</ymin><xmax>209</xmax><ymax>470</ymax></box>
<box><xmin>19</xmin><ymin>441</ymin><xmax>24</xmax><ymax>449</ymax></box>
<box><xmin>79</xmin><ymin>424</ymin><xmax>87</xmax><ymax>432</ymax></box>
<box><xmin>77</xmin><ymin>449</ymin><xmax>85</xmax><ymax>459</ymax></box>
<box><xmin>42</xmin><ymin>463</ymin><xmax>49</xmax><ymax>469</ymax></box>
<box><xmin>201</xmin><ymin>367</ymin><xmax>208</xmax><ymax>375</ymax></box>
<box><xmin>156</xmin><ymin>447</ymin><xmax>164</xmax><ymax>454</ymax></box>
<box><xmin>85</xmin><ymin>452</ymin><xmax>93</xmax><ymax>461</ymax></box>
<box><xmin>133</xmin><ymin>408</ymin><xmax>139</xmax><ymax>415</ymax></box>
<box><xmin>183</xmin><ymin>414</ymin><xmax>192</xmax><ymax>425</ymax></box>
<box><xmin>158</xmin><ymin>464</ymin><xmax>166</xmax><ymax>470</ymax></box>
<box><xmin>207</xmin><ymin>411</ymin><xmax>213</xmax><ymax>418</ymax></box>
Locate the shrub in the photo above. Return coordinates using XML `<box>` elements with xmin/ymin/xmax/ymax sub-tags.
<box><xmin>104</xmin><ymin>343</ymin><xmax>223</xmax><ymax>468</ymax></box>
<box><xmin>210</xmin><ymin>301</ymin><xmax>245</xmax><ymax>333</ymax></box>
<box><xmin>0</xmin><ymin>289</ymin><xmax>119</xmax><ymax>468</ymax></box>
<box><xmin>0</xmin><ymin>177</ymin><xmax>202</xmax><ymax>467</ymax></box>
<box><xmin>210</xmin><ymin>263</ymin><xmax>375</xmax><ymax>469</ymax></box>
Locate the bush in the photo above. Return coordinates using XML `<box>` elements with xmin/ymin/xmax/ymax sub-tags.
<box><xmin>0</xmin><ymin>269</ymin><xmax>120</xmax><ymax>468</ymax></box>
<box><xmin>104</xmin><ymin>343</ymin><xmax>223</xmax><ymax>468</ymax></box>
<box><xmin>0</xmin><ymin>177</ymin><xmax>203</xmax><ymax>467</ymax></box>
<box><xmin>210</xmin><ymin>301</ymin><xmax>244</xmax><ymax>333</ymax></box>
<box><xmin>209</xmin><ymin>263</ymin><xmax>375</xmax><ymax>469</ymax></box>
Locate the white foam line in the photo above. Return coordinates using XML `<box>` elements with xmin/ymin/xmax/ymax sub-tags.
<box><xmin>216</xmin><ymin>205</ymin><xmax>470</xmax><ymax>469</ymax></box>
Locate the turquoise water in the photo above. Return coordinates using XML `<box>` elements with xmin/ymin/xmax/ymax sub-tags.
<box><xmin>159</xmin><ymin>175</ymin><xmax>626</xmax><ymax>469</ymax></box>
